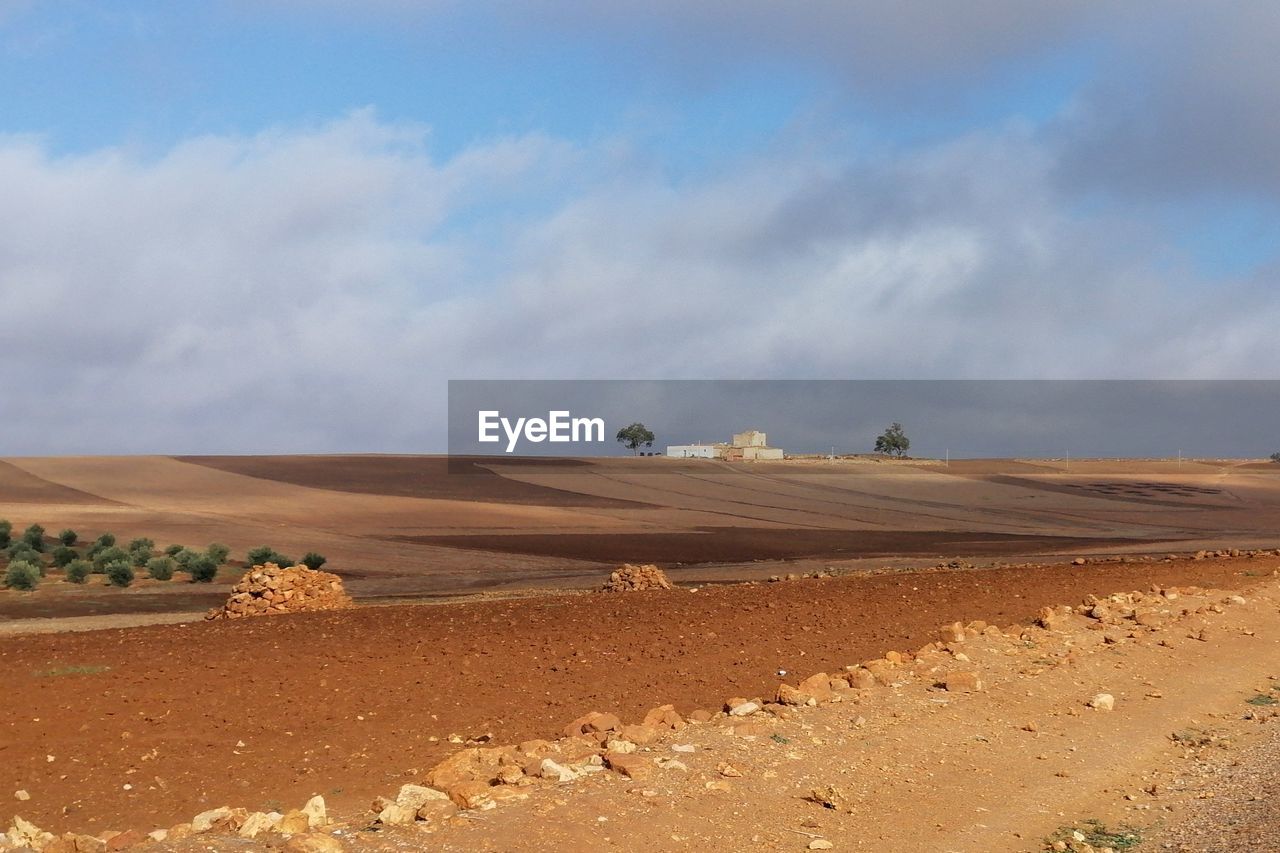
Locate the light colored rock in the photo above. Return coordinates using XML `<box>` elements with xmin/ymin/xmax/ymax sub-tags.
<box><xmin>302</xmin><ymin>795</ymin><xmax>327</xmax><ymax>829</ymax></box>
<box><xmin>283</xmin><ymin>834</ymin><xmax>345</xmax><ymax>853</ymax></box>
<box><xmin>944</xmin><ymin>671</ymin><xmax>985</xmax><ymax>693</ymax></box>
<box><xmin>728</xmin><ymin>700</ymin><xmax>761</xmax><ymax>716</ymax></box>
<box><xmin>538</xmin><ymin>759</ymin><xmax>580</xmax><ymax>782</ymax></box>
<box><xmin>238</xmin><ymin>812</ymin><xmax>276</xmax><ymax>839</ymax></box>
<box><xmin>809</xmin><ymin>841</ymin><xmax>835</xmax><ymax>850</ymax></box>
<box><xmin>277</xmin><ymin>810</ymin><xmax>311</xmax><ymax>835</ymax></box>
<box><xmin>1089</xmin><ymin>693</ymin><xmax>1116</xmax><ymax>711</ymax></box>
<box><xmin>376</xmin><ymin>803</ymin><xmax>417</xmax><ymax>826</ymax></box>
<box><xmin>13</xmin><ymin>790</ymin><xmax>29</xmax><ymax>801</ymax></box>
<box><xmin>7</xmin><ymin>816</ymin><xmax>54</xmax><ymax>849</ymax></box>
<box><xmin>191</xmin><ymin>807</ymin><xmax>232</xmax><ymax>834</ymax></box>
<box><xmin>395</xmin><ymin>784</ymin><xmax>448</xmax><ymax>810</ymax></box>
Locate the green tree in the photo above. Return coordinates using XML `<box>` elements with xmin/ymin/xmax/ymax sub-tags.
<box><xmin>51</xmin><ymin>545</ymin><xmax>79</xmax><ymax>568</ymax></box>
<box><xmin>64</xmin><ymin>559</ymin><xmax>91</xmax><ymax>584</ymax></box>
<box><xmin>58</xmin><ymin>529</ymin><xmax>77</xmax><ymax>546</ymax></box>
<box><xmin>22</xmin><ymin>523</ymin><xmax>46</xmax><ymax>552</ymax></box>
<box><xmin>4</xmin><ymin>560</ymin><xmax>40</xmax><ymax>590</ymax></box>
<box><xmin>206</xmin><ymin>543</ymin><xmax>231</xmax><ymax>564</ymax></box>
<box><xmin>1271</xmin><ymin>452</ymin><xmax>1280</xmax><ymax>463</ymax></box>
<box><xmin>0</xmin><ymin>519</ymin><xmax>11</xmax><ymax>548</ymax></box>
<box><xmin>146</xmin><ymin>557</ymin><xmax>175</xmax><ymax>581</ymax></box>
<box><xmin>615</xmin><ymin>422</ymin><xmax>656</xmax><ymax>455</ymax></box>
<box><xmin>164</xmin><ymin>543</ymin><xmax>185</xmax><ymax>557</ymax></box>
<box><xmin>92</xmin><ymin>546</ymin><xmax>129</xmax><ymax>573</ymax></box>
<box><xmin>300</xmin><ymin>552</ymin><xmax>327</xmax><ymax>571</ymax></box>
<box><xmin>874</xmin><ymin>422</ymin><xmax>911</xmax><ymax>458</ymax></box>
<box><xmin>246</xmin><ymin>545</ymin><xmax>292</xmax><ymax>567</ymax></box>
<box><xmin>105</xmin><ymin>561</ymin><xmax>135</xmax><ymax>588</ymax></box>
<box><xmin>188</xmin><ymin>554</ymin><xmax>219</xmax><ymax>583</ymax></box>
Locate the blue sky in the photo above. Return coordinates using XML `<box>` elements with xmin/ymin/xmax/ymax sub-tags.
<box><xmin>2</xmin><ymin>1</ymin><xmax>1279</xmax><ymax>452</ymax></box>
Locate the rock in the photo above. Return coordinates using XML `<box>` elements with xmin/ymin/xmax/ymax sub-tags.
<box><xmin>809</xmin><ymin>841</ymin><xmax>835</xmax><ymax>850</ymax></box>
<box><xmin>1072</xmin><ymin>557</ymin><xmax>1087</xmax><ymax>565</ymax></box>
<box><xmin>604</xmin><ymin>751</ymin><xmax>652</xmax><ymax>780</ymax></box>
<box><xmin>191</xmin><ymin>807</ymin><xmax>232</xmax><ymax>834</ymax></box>
<box><xmin>496</xmin><ymin>765</ymin><xmax>526</xmax><ymax>785</ymax></box>
<box><xmin>688</xmin><ymin>709</ymin><xmax>714</xmax><ymax>723</ymax></box>
<box><xmin>620</xmin><ymin>724</ymin><xmax>661</xmax><ymax>745</ymax></box>
<box><xmin>776</xmin><ymin>683</ymin><xmax>815</xmax><ymax>706</ymax></box>
<box><xmin>939</xmin><ymin>622</ymin><xmax>966</xmax><ymax>644</ymax></box>
<box><xmin>642</xmin><ymin>704</ymin><xmax>685</xmax><ymax>729</ymax></box>
<box><xmin>586</xmin><ymin>712</ymin><xmax>622</xmax><ymax>733</ymax></box>
<box><xmin>277</xmin><ymin>810</ymin><xmax>311</xmax><ymax>835</ymax></box>
<box><xmin>45</xmin><ymin>834</ymin><xmax>107</xmax><ymax>853</ymax></box>
<box><xmin>944</xmin><ymin>671</ymin><xmax>985</xmax><ymax>693</ymax></box>
<box><xmin>395</xmin><ymin>784</ymin><xmax>449</xmax><ymax>810</ymax></box>
<box><xmin>14</xmin><ymin>790</ymin><xmax>29</xmax><ymax>801</ymax></box>
<box><xmin>804</xmin><ymin>785</ymin><xmax>850</xmax><ymax>811</ymax></box>
<box><xmin>415</xmin><ymin>799</ymin><xmax>458</xmax><ymax>823</ymax></box>
<box><xmin>6</xmin><ymin>816</ymin><xmax>54</xmax><ymax>850</ymax></box>
<box><xmin>302</xmin><ymin>795</ymin><xmax>327</xmax><ymax>829</ymax></box>
<box><xmin>1228</xmin><ymin>595</ymin><xmax>1247</xmax><ymax>605</ymax></box>
<box><xmin>717</xmin><ymin>762</ymin><xmax>743</xmax><ymax>777</ymax></box>
<box><xmin>605</xmin><ymin>739</ymin><xmax>637</xmax><ymax>754</ymax></box>
<box><xmin>537</xmin><ymin>759</ymin><xmax>580</xmax><ymax>783</ymax></box>
<box><xmin>283</xmin><ymin>834</ymin><xmax>345</xmax><ymax>853</ymax></box>
<box><xmin>798</xmin><ymin>673</ymin><xmax>835</xmax><ymax>703</ymax></box>
<box><xmin>376</xmin><ymin>803</ymin><xmax>417</xmax><ymax>826</ymax></box>
<box><xmin>447</xmin><ymin>780</ymin><xmax>494</xmax><ymax>810</ymax></box>
<box><xmin>166</xmin><ymin>823</ymin><xmax>194</xmax><ymax>841</ymax></box>
<box><xmin>103</xmin><ymin>830</ymin><xmax>144</xmax><ymax>850</ymax></box>
<box><xmin>238</xmin><ymin>812</ymin><xmax>276</xmax><ymax>839</ymax></box>
<box><xmin>426</xmin><ymin>747</ymin><xmax>509</xmax><ymax>789</ymax></box>
<box><xmin>1035</xmin><ymin>606</ymin><xmax>1059</xmax><ymax>630</ymax></box>
<box><xmin>206</xmin><ymin>563</ymin><xmax>352</xmax><ymax>620</ymax></box>
<box><xmin>1089</xmin><ymin>693</ymin><xmax>1116</xmax><ymax>711</ymax></box>
<box><xmin>146</xmin><ymin>830</ymin><xmax>168</xmax><ymax>843</ymax></box>
<box><xmin>846</xmin><ymin>668</ymin><xmax>876</xmax><ymax>689</ymax></box>
<box><xmin>601</xmin><ymin>564</ymin><xmax>674</xmax><ymax>591</ymax></box>
<box><xmin>727</xmin><ymin>700</ymin><xmax>761</xmax><ymax>716</ymax></box>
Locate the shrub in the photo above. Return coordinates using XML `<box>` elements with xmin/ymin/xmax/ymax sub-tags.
<box><xmin>300</xmin><ymin>552</ymin><xmax>327</xmax><ymax>571</ymax></box>
<box><xmin>247</xmin><ymin>545</ymin><xmax>292</xmax><ymax>567</ymax></box>
<box><xmin>127</xmin><ymin>537</ymin><xmax>155</xmax><ymax>554</ymax></box>
<box><xmin>88</xmin><ymin>533</ymin><xmax>116</xmax><ymax>558</ymax></box>
<box><xmin>5</xmin><ymin>560</ymin><xmax>41</xmax><ymax>590</ymax></box>
<box><xmin>173</xmin><ymin>548</ymin><xmax>201</xmax><ymax>568</ymax></box>
<box><xmin>0</xmin><ymin>519</ymin><xmax>10</xmax><ymax>548</ymax></box>
<box><xmin>146</xmin><ymin>556</ymin><xmax>175</xmax><ymax>581</ymax></box>
<box><xmin>206</xmin><ymin>543</ymin><xmax>231</xmax><ymax>564</ymax></box>
<box><xmin>105</xmin><ymin>561</ymin><xmax>134</xmax><ymax>588</ymax></box>
<box><xmin>188</xmin><ymin>554</ymin><xmax>218</xmax><ymax>583</ymax></box>
<box><xmin>64</xmin><ymin>559</ymin><xmax>91</xmax><ymax>584</ymax></box>
<box><xmin>130</xmin><ymin>548</ymin><xmax>151</xmax><ymax>567</ymax></box>
<box><xmin>58</xmin><ymin>529</ymin><xmax>77</xmax><ymax>546</ymax></box>
<box><xmin>164</xmin><ymin>543</ymin><xmax>185</xmax><ymax>557</ymax></box>
<box><xmin>7</xmin><ymin>541</ymin><xmax>40</xmax><ymax>562</ymax></box>
<box><xmin>51</xmin><ymin>545</ymin><xmax>79</xmax><ymax>568</ymax></box>
<box><xmin>92</xmin><ymin>546</ymin><xmax>129</xmax><ymax>573</ymax></box>
<box><xmin>22</xmin><ymin>523</ymin><xmax>46</xmax><ymax>551</ymax></box>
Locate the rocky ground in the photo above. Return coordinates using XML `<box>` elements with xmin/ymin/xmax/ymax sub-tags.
<box><xmin>5</xmin><ymin>554</ymin><xmax>1280</xmax><ymax>851</ymax></box>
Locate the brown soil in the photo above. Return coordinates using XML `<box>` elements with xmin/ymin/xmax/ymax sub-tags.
<box><xmin>177</xmin><ymin>455</ymin><xmax>650</xmax><ymax>508</ymax></box>
<box><xmin>0</xmin><ymin>555</ymin><xmax>1265</xmax><ymax>837</ymax></box>
<box><xmin>408</xmin><ymin>528</ymin><xmax>1155</xmax><ymax>564</ymax></box>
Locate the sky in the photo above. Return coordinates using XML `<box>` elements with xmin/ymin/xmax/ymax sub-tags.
<box><xmin>2</xmin><ymin>1</ymin><xmax>1280</xmax><ymax>454</ymax></box>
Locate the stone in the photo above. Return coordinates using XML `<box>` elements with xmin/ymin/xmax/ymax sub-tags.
<box><xmin>191</xmin><ymin>807</ymin><xmax>232</xmax><ymax>834</ymax></box>
<box><xmin>939</xmin><ymin>622</ymin><xmax>966</xmax><ymax>644</ymax></box>
<box><xmin>207</xmin><ymin>563</ymin><xmax>352</xmax><ymax>620</ymax></box>
<box><xmin>103</xmin><ymin>830</ymin><xmax>144</xmax><ymax>850</ymax></box>
<box><xmin>238</xmin><ymin>812</ymin><xmax>276</xmax><ymax>839</ymax></box>
<box><xmin>537</xmin><ymin>759</ymin><xmax>580</xmax><ymax>783</ymax></box>
<box><xmin>146</xmin><ymin>830</ymin><xmax>168</xmax><ymax>843</ymax></box>
<box><xmin>447</xmin><ymin>780</ymin><xmax>494</xmax><ymax>810</ymax></box>
<box><xmin>1089</xmin><ymin>693</ymin><xmax>1116</xmax><ymax>711</ymax></box>
<box><xmin>302</xmin><ymin>795</ymin><xmax>327</xmax><ymax>829</ymax></box>
<box><xmin>395</xmin><ymin>784</ymin><xmax>450</xmax><ymax>810</ymax></box>
<box><xmin>604</xmin><ymin>751</ymin><xmax>652</xmax><ymax>780</ymax></box>
<box><xmin>1035</xmin><ymin>606</ymin><xmax>1059</xmax><ymax>630</ymax></box>
<box><xmin>376</xmin><ymin>803</ymin><xmax>417</xmax><ymax>826</ymax></box>
<box><xmin>277</xmin><ymin>810</ymin><xmax>311</xmax><ymax>835</ymax></box>
<box><xmin>6</xmin><ymin>816</ymin><xmax>54</xmax><ymax>850</ymax></box>
<box><xmin>415</xmin><ymin>799</ymin><xmax>458</xmax><ymax>823</ymax></box>
<box><xmin>642</xmin><ymin>704</ymin><xmax>685</xmax><ymax>729</ymax></box>
<box><xmin>776</xmin><ymin>683</ymin><xmax>815</xmax><ymax>706</ymax></box>
<box><xmin>602</xmin><ymin>564</ymin><xmax>674</xmax><ymax>591</ymax></box>
<box><xmin>283</xmin><ymin>834</ymin><xmax>345</xmax><ymax>853</ymax></box>
<box><xmin>46</xmin><ymin>834</ymin><xmax>107</xmax><ymax>853</ymax></box>
<box><xmin>798</xmin><ymin>673</ymin><xmax>835</xmax><ymax>703</ymax></box>
<box><xmin>717</xmin><ymin>762</ymin><xmax>743</xmax><ymax>777</ymax></box>
<box><xmin>688</xmin><ymin>709</ymin><xmax>714</xmax><ymax>723</ymax></box>
<box><xmin>846</xmin><ymin>668</ymin><xmax>876</xmax><ymax>689</ymax></box>
<box><xmin>426</xmin><ymin>747</ymin><xmax>508</xmax><ymax>789</ymax></box>
<box><xmin>14</xmin><ymin>790</ymin><xmax>29</xmax><ymax>801</ymax></box>
<box><xmin>166</xmin><ymin>823</ymin><xmax>194</xmax><ymax>841</ymax></box>
<box><xmin>1072</xmin><ymin>557</ymin><xmax>1087</xmax><ymax>565</ymax></box>
<box><xmin>586</xmin><ymin>712</ymin><xmax>622</xmax><ymax>733</ymax></box>
<box><xmin>727</xmin><ymin>700</ymin><xmax>762</xmax><ymax>716</ymax></box>
<box><xmin>944</xmin><ymin>671</ymin><xmax>985</xmax><ymax>693</ymax></box>
<box><xmin>620</xmin><ymin>724</ymin><xmax>661</xmax><ymax>745</ymax></box>
<box><xmin>605</xmin><ymin>739</ymin><xmax>637</xmax><ymax>754</ymax></box>
<box><xmin>809</xmin><ymin>841</ymin><xmax>835</xmax><ymax>850</ymax></box>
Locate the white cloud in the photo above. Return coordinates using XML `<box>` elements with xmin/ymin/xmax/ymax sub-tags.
<box><xmin>1</xmin><ymin>109</ymin><xmax>1275</xmax><ymax>454</ymax></box>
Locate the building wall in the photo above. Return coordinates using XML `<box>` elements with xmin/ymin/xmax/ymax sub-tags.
<box><xmin>742</xmin><ymin>446</ymin><xmax>784</xmax><ymax>460</ymax></box>
<box><xmin>666</xmin><ymin>445</ymin><xmax>721</xmax><ymax>459</ymax></box>
<box><xmin>732</xmin><ymin>430</ymin><xmax>767</xmax><ymax>448</ymax></box>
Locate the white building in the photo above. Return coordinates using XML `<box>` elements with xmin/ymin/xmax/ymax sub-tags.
<box><xmin>666</xmin><ymin>429</ymin><xmax>784</xmax><ymax>460</ymax></box>
<box><xmin>665</xmin><ymin>444</ymin><xmax>723</xmax><ymax>459</ymax></box>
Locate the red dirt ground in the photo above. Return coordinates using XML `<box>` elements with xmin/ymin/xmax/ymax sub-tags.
<box><xmin>0</xmin><ymin>555</ymin><xmax>1266</xmax><ymax>836</ymax></box>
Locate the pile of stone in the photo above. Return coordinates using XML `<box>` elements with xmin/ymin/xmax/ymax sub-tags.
<box><xmin>206</xmin><ymin>563</ymin><xmax>353</xmax><ymax>620</ymax></box>
<box><xmin>601</xmin><ymin>563</ymin><xmax>673</xmax><ymax>592</ymax></box>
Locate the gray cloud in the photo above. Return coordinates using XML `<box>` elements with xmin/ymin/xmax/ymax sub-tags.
<box><xmin>2</xmin><ymin>109</ymin><xmax>1275</xmax><ymax>454</ymax></box>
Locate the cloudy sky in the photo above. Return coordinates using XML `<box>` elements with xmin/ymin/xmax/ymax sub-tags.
<box><xmin>2</xmin><ymin>1</ymin><xmax>1279</xmax><ymax>454</ymax></box>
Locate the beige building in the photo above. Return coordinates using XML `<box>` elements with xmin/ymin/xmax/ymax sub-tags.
<box><xmin>667</xmin><ymin>429</ymin><xmax>783</xmax><ymax>460</ymax></box>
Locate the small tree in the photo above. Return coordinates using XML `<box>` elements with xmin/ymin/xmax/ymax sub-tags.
<box><xmin>22</xmin><ymin>523</ymin><xmax>46</xmax><ymax>552</ymax></box>
<box><xmin>1271</xmin><ymin>452</ymin><xmax>1280</xmax><ymax>463</ymax></box>
<box><xmin>206</xmin><ymin>543</ymin><xmax>231</xmax><ymax>564</ymax></box>
<box><xmin>874</xmin><ymin>422</ymin><xmax>911</xmax><ymax>458</ymax></box>
<box><xmin>615</xmin><ymin>423</ymin><xmax>656</xmax><ymax>455</ymax></box>
<box><xmin>127</xmin><ymin>537</ymin><xmax>155</xmax><ymax>555</ymax></box>
<box><xmin>188</xmin><ymin>554</ymin><xmax>218</xmax><ymax>583</ymax></box>
<box><xmin>88</xmin><ymin>533</ymin><xmax>116</xmax><ymax>559</ymax></box>
<box><xmin>7</xmin><ymin>541</ymin><xmax>40</xmax><ymax>563</ymax></box>
<box><xmin>52</xmin><ymin>545</ymin><xmax>79</xmax><ymax>568</ymax></box>
<box><xmin>146</xmin><ymin>556</ymin><xmax>174</xmax><ymax>581</ymax></box>
<box><xmin>0</xmin><ymin>519</ymin><xmax>11</xmax><ymax>548</ymax></box>
<box><xmin>4</xmin><ymin>560</ymin><xmax>40</xmax><ymax>590</ymax></box>
<box><xmin>164</xmin><ymin>543</ymin><xmax>185</xmax><ymax>557</ymax></box>
<box><xmin>92</xmin><ymin>546</ymin><xmax>129</xmax><ymax>573</ymax></box>
<box><xmin>246</xmin><ymin>545</ymin><xmax>291</xmax><ymax>567</ymax></box>
<box><xmin>300</xmin><ymin>552</ymin><xmax>327</xmax><ymax>571</ymax></box>
<box><xmin>65</xmin><ymin>559</ymin><xmax>91</xmax><ymax>584</ymax></box>
<box><xmin>105</xmin><ymin>561</ymin><xmax>135</xmax><ymax>588</ymax></box>
<box><xmin>58</xmin><ymin>529</ymin><xmax>77</xmax><ymax>546</ymax></box>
